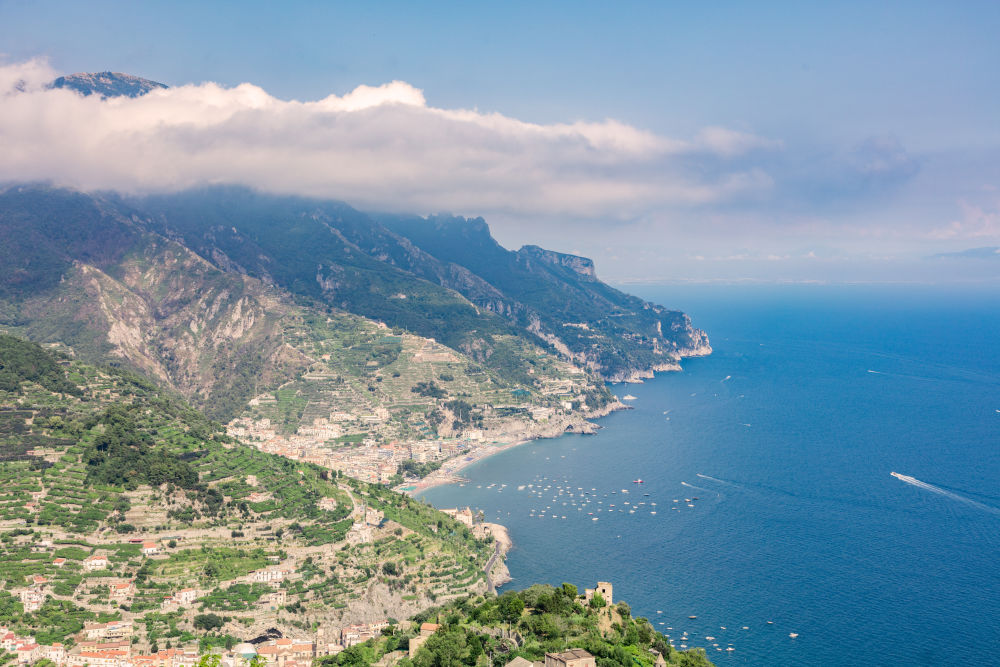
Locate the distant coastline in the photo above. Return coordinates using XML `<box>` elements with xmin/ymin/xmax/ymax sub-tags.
<box><xmin>401</xmin><ymin>398</ymin><xmax>628</xmax><ymax>495</ymax></box>
<box><xmin>403</xmin><ymin>353</ymin><xmax>716</xmax><ymax>496</ymax></box>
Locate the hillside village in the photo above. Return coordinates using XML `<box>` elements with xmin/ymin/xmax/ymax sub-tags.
<box><xmin>224</xmin><ymin>325</ymin><xmax>620</xmax><ymax>488</ymax></box>
<box><xmin>0</xmin><ymin>337</ymin><xmax>516</xmax><ymax>667</ymax></box>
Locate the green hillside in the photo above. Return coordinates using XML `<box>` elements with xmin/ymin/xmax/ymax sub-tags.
<box><xmin>319</xmin><ymin>584</ymin><xmax>714</xmax><ymax>667</ymax></box>
<box><xmin>0</xmin><ymin>335</ymin><xmax>498</xmax><ymax>649</ymax></box>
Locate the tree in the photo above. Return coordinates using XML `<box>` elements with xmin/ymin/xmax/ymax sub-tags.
<box><xmin>498</xmin><ymin>595</ymin><xmax>524</xmax><ymax>624</ymax></box>
<box><xmin>589</xmin><ymin>592</ymin><xmax>606</xmax><ymax>609</ymax></box>
<box><xmin>193</xmin><ymin>613</ymin><xmax>224</xmax><ymax>631</ymax></box>
<box><xmin>196</xmin><ymin>654</ymin><xmax>221</xmax><ymax>667</ymax></box>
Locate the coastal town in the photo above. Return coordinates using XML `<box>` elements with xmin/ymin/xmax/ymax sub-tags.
<box><xmin>0</xmin><ymin>498</ymin><xmax>511</xmax><ymax>667</ymax></box>
<box><xmin>225</xmin><ymin>330</ymin><xmax>623</xmax><ymax>491</ymax></box>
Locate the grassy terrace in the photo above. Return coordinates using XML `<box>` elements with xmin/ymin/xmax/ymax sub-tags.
<box><xmin>0</xmin><ymin>335</ymin><xmax>502</xmax><ymax>647</ymax></box>
<box><xmin>239</xmin><ymin>308</ymin><xmax>602</xmax><ymax>449</ymax></box>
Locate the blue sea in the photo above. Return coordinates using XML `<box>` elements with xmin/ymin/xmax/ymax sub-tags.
<box><xmin>419</xmin><ymin>285</ymin><xmax>1000</xmax><ymax>666</ymax></box>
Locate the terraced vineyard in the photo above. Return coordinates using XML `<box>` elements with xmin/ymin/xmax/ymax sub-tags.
<box><xmin>229</xmin><ymin>307</ymin><xmax>610</xmax><ymax>490</ymax></box>
<box><xmin>0</xmin><ymin>335</ymin><xmax>502</xmax><ymax>650</ymax></box>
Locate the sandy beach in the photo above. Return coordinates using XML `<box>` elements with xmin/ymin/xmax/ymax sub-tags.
<box><xmin>399</xmin><ymin>400</ymin><xmax>627</xmax><ymax>495</ymax></box>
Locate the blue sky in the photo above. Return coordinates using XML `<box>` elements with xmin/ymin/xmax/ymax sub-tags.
<box><xmin>2</xmin><ymin>0</ymin><xmax>1000</xmax><ymax>283</ymax></box>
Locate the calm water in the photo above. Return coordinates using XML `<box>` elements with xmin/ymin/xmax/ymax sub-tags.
<box><xmin>419</xmin><ymin>285</ymin><xmax>1000</xmax><ymax>666</ymax></box>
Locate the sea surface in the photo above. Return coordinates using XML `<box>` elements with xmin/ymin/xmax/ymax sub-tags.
<box><xmin>419</xmin><ymin>284</ymin><xmax>1000</xmax><ymax>666</ymax></box>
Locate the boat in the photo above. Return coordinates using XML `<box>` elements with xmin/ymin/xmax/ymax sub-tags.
<box><xmin>623</xmin><ymin>394</ymin><xmax>638</xmax><ymax>400</ymax></box>
<box><xmin>633</xmin><ymin>479</ymin><xmax>644</xmax><ymax>484</ymax></box>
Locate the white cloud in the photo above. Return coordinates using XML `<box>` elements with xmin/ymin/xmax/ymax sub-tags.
<box><xmin>931</xmin><ymin>200</ymin><xmax>1000</xmax><ymax>239</ymax></box>
<box><xmin>0</xmin><ymin>57</ymin><xmax>54</xmax><ymax>94</ymax></box>
<box><xmin>0</xmin><ymin>59</ymin><xmax>779</xmax><ymax>219</ymax></box>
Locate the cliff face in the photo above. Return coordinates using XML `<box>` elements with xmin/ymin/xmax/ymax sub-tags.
<box><xmin>379</xmin><ymin>212</ymin><xmax>711</xmax><ymax>380</ymax></box>
<box><xmin>9</xmin><ymin>232</ymin><xmax>310</xmax><ymax>421</ymax></box>
<box><xmin>518</xmin><ymin>245</ymin><xmax>597</xmax><ymax>280</ymax></box>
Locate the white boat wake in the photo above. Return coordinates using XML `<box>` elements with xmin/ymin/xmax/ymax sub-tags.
<box><xmin>891</xmin><ymin>472</ymin><xmax>1000</xmax><ymax>515</ymax></box>
<box><xmin>696</xmin><ymin>473</ymin><xmax>742</xmax><ymax>488</ymax></box>
<box><xmin>680</xmin><ymin>481</ymin><xmax>713</xmax><ymax>494</ymax></box>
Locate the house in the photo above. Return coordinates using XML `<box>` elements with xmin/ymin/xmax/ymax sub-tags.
<box><xmin>544</xmin><ymin>649</ymin><xmax>596</xmax><ymax>667</ymax></box>
<box><xmin>18</xmin><ymin>590</ymin><xmax>44</xmax><ymax>613</ymax></box>
<box><xmin>133</xmin><ymin>648</ymin><xmax>198</xmax><ymax>667</ymax></box>
<box><xmin>84</xmin><ymin>554</ymin><xmax>109</xmax><ymax>571</ymax></box>
<box><xmin>173</xmin><ymin>588</ymin><xmax>199</xmax><ymax>605</ymax></box>
<box><xmin>70</xmin><ymin>649</ymin><xmax>129</xmax><ymax>667</ymax></box>
<box><xmin>340</xmin><ymin>625</ymin><xmax>373</xmax><ymax>648</ymax></box>
<box><xmin>77</xmin><ymin>640</ymin><xmax>131</xmax><ymax>654</ymax></box>
<box><xmin>264</xmin><ymin>590</ymin><xmax>287</xmax><ymax>608</ymax></box>
<box><xmin>345</xmin><ymin>523</ymin><xmax>373</xmax><ymax>545</ymax></box>
<box><xmin>441</xmin><ymin>507</ymin><xmax>474</xmax><ymax>527</ymax></box>
<box><xmin>507</xmin><ymin>658</ymin><xmax>540</xmax><ymax>667</ymax></box>
<box><xmin>53</xmin><ymin>557</ymin><xmax>67</xmax><ymax>568</ymax></box>
<box><xmin>141</xmin><ymin>541</ymin><xmax>159</xmax><ymax>556</ymax></box>
<box><xmin>0</xmin><ymin>632</ymin><xmax>22</xmax><ymax>652</ymax></box>
<box><xmin>254</xmin><ymin>639</ymin><xmax>316</xmax><ymax>666</ymax></box>
<box><xmin>584</xmin><ymin>581</ymin><xmax>613</xmax><ymax>606</ymax></box>
<box><xmin>41</xmin><ymin>643</ymin><xmax>66</xmax><ymax>664</ymax></box>
<box><xmin>15</xmin><ymin>643</ymin><xmax>39</xmax><ymax>664</ymax></box>
<box><xmin>82</xmin><ymin>620</ymin><xmax>133</xmax><ymax>642</ymax></box>
<box><xmin>109</xmin><ymin>581</ymin><xmax>135</xmax><ymax>601</ymax></box>
<box><xmin>248</xmin><ymin>567</ymin><xmax>292</xmax><ymax>584</ymax></box>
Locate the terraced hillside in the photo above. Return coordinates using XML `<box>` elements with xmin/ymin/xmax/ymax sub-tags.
<box><xmin>316</xmin><ymin>583</ymin><xmax>715</xmax><ymax>667</ymax></box>
<box><xmin>0</xmin><ymin>336</ymin><xmax>502</xmax><ymax>651</ymax></box>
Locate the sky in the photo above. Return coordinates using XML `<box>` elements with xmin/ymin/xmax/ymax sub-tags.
<box><xmin>1</xmin><ymin>0</ymin><xmax>999</xmax><ymax>284</ymax></box>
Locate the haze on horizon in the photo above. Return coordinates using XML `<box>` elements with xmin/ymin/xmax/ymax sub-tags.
<box><xmin>2</xmin><ymin>0</ymin><xmax>999</xmax><ymax>285</ymax></box>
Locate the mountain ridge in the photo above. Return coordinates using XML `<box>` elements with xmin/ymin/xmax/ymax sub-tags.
<box><xmin>50</xmin><ymin>71</ymin><xmax>168</xmax><ymax>98</ymax></box>
<box><xmin>1</xmin><ymin>184</ymin><xmax>709</xmax><ymax>390</ymax></box>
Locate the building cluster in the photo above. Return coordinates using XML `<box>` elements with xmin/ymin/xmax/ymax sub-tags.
<box><xmin>336</xmin><ymin>620</ymin><xmax>390</xmax><ymax>649</ymax></box>
<box><xmin>229</xmin><ymin>413</ymin><xmax>479</xmax><ymax>485</ymax></box>
<box><xmin>1</xmin><ymin>620</ymin><xmax>399</xmax><ymax>667</ymax></box>
<box><xmin>224</xmin><ymin>363</ymin><xmax>597</xmax><ymax>489</ymax></box>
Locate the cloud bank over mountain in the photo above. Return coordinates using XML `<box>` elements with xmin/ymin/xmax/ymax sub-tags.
<box><xmin>2</xmin><ymin>57</ymin><xmax>998</xmax><ymax>283</ymax></box>
<box><xmin>0</xmin><ymin>59</ymin><xmax>776</xmax><ymax>220</ymax></box>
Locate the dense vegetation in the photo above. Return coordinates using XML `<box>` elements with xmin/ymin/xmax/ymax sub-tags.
<box><xmin>319</xmin><ymin>584</ymin><xmax>714</xmax><ymax>667</ymax></box>
<box><xmin>84</xmin><ymin>403</ymin><xmax>201</xmax><ymax>490</ymax></box>
<box><xmin>0</xmin><ymin>334</ymin><xmax>80</xmax><ymax>395</ymax></box>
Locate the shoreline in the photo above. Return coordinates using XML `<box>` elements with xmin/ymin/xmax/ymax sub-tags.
<box><xmin>400</xmin><ymin>350</ymin><xmax>711</xmax><ymax>497</ymax></box>
<box><xmin>401</xmin><ymin>398</ymin><xmax>630</xmax><ymax>496</ymax></box>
